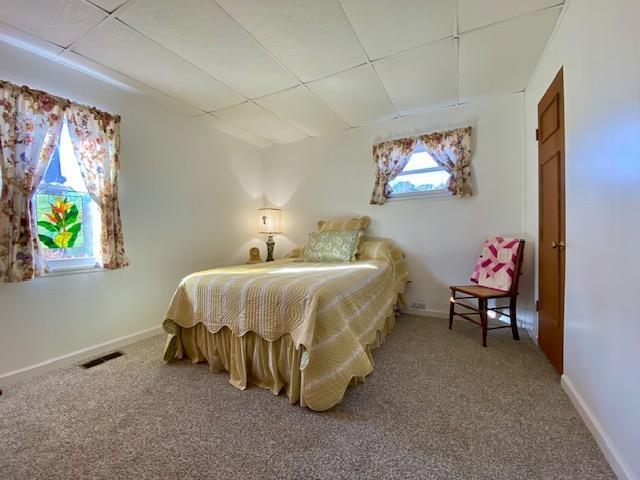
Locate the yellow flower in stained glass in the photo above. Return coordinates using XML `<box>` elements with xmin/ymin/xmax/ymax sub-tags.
<box><xmin>37</xmin><ymin>194</ymin><xmax>82</xmax><ymax>250</ymax></box>
<box><xmin>54</xmin><ymin>231</ymin><xmax>73</xmax><ymax>248</ymax></box>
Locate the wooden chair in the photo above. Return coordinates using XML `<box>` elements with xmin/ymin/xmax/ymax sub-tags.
<box><xmin>449</xmin><ymin>240</ymin><xmax>525</xmax><ymax>347</ymax></box>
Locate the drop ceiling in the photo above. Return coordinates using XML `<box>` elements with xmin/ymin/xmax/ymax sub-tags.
<box><xmin>0</xmin><ymin>0</ymin><xmax>563</xmax><ymax>147</ymax></box>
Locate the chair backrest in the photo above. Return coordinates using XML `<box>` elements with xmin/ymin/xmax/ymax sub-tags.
<box><xmin>510</xmin><ymin>240</ymin><xmax>525</xmax><ymax>296</ymax></box>
<box><xmin>470</xmin><ymin>237</ymin><xmax>525</xmax><ymax>294</ymax></box>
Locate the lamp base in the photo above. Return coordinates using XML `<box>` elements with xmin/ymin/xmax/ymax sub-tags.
<box><xmin>266</xmin><ymin>235</ymin><xmax>275</xmax><ymax>262</ymax></box>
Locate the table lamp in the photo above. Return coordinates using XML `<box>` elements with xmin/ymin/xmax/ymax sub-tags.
<box><xmin>258</xmin><ymin>208</ymin><xmax>282</xmax><ymax>262</ymax></box>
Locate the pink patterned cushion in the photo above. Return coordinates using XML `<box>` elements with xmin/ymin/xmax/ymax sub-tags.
<box><xmin>470</xmin><ymin>237</ymin><xmax>521</xmax><ymax>292</ymax></box>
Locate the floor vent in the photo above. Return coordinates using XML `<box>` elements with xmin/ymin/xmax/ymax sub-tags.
<box><xmin>101</xmin><ymin>351</ymin><xmax>124</xmax><ymax>362</ymax></box>
<box><xmin>80</xmin><ymin>351</ymin><xmax>124</xmax><ymax>369</ymax></box>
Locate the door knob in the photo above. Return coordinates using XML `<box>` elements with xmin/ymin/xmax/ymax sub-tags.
<box><xmin>551</xmin><ymin>241</ymin><xmax>557</xmax><ymax>249</ymax></box>
<box><xmin>558</xmin><ymin>240</ymin><xmax>566</xmax><ymax>249</ymax></box>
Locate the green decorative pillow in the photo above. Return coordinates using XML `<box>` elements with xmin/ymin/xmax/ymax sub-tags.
<box><xmin>303</xmin><ymin>230</ymin><xmax>363</xmax><ymax>263</ymax></box>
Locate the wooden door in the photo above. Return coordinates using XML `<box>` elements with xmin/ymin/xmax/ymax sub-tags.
<box><xmin>537</xmin><ymin>69</ymin><xmax>566</xmax><ymax>374</ymax></box>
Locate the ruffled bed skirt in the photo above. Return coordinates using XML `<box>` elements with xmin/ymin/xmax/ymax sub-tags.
<box><xmin>163</xmin><ymin>314</ymin><xmax>396</xmax><ymax>409</ymax></box>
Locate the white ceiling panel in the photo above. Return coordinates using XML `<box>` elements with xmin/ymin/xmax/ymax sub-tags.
<box><xmin>255</xmin><ymin>86</ymin><xmax>349</xmax><ymax>136</ymax></box>
<box><xmin>308</xmin><ymin>64</ymin><xmax>396</xmax><ymax>127</ymax></box>
<box><xmin>0</xmin><ymin>0</ymin><xmax>106</xmax><ymax>47</ymax></box>
<box><xmin>339</xmin><ymin>0</ymin><xmax>454</xmax><ymax>60</ymax></box>
<box><xmin>89</xmin><ymin>0</ymin><xmax>128</xmax><ymax>13</ymax></box>
<box><xmin>216</xmin><ymin>0</ymin><xmax>367</xmax><ymax>82</ymax></box>
<box><xmin>57</xmin><ymin>50</ymin><xmax>204</xmax><ymax>116</ymax></box>
<box><xmin>118</xmin><ymin>0</ymin><xmax>299</xmax><ymax>98</ymax></box>
<box><xmin>214</xmin><ymin>102</ymin><xmax>308</xmax><ymax>144</ymax></box>
<box><xmin>0</xmin><ymin>21</ymin><xmax>64</xmax><ymax>59</ymax></box>
<box><xmin>71</xmin><ymin>19</ymin><xmax>245</xmax><ymax>111</ymax></box>
<box><xmin>459</xmin><ymin>0</ymin><xmax>563</xmax><ymax>32</ymax></box>
<box><xmin>459</xmin><ymin>7</ymin><xmax>560</xmax><ymax>103</ymax></box>
<box><xmin>204</xmin><ymin>114</ymin><xmax>273</xmax><ymax>147</ymax></box>
<box><xmin>0</xmin><ymin>0</ymin><xmax>564</xmax><ymax>147</ymax></box>
<box><xmin>374</xmin><ymin>38</ymin><xmax>456</xmax><ymax>115</ymax></box>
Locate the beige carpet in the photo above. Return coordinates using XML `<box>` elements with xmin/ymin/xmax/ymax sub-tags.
<box><xmin>0</xmin><ymin>315</ymin><xmax>614</xmax><ymax>480</ymax></box>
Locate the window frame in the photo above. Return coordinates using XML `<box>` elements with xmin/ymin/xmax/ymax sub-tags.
<box><xmin>387</xmin><ymin>149</ymin><xmax>450</xmax><ymax>200</ymax></box>
<box><xmin>34</xmin><ymin>121</ymin><xmax>102</xmax><ymax>276</ymax></box>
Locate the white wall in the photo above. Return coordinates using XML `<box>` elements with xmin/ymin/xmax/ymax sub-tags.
<box><xmin>524</xmin><ymin>1</ymin><xmax>640</xmax><ymax>478</ymax></box>
<box><xmin>262</xmin><ymin>94</ymin><xmax>529</xmax><ymax>322</ymax></box>
<box><xmin>0</xmin><ymin>41</ymin><xmax>263</xmax><ymax>378</ymax></box>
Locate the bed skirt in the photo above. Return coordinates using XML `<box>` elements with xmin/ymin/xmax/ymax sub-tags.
<box><xmin>163</xmin><ymin>313</ymin><xmax>396</xmax><ymax>409</ymax></box>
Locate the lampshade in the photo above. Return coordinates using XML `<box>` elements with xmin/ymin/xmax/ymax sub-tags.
<box><xmin>258</xmin><ymin>208</ymin><xmax>282</xmax><ymax>234</ymax></box>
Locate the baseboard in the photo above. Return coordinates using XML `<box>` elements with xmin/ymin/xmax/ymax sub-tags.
<box><xmin>401</xmin><ymin>308</ymin><xmax>449</xmax><ymax>319</ymax></box>
<box><xmin>561</xmin><ymin>374</ymin><xmax>636</xmax><ymax>480</ymax></box>
<box><xmin>0</xmin><ymin>325</ymin><xmax>164</xmax><ymax>386</ymax></box>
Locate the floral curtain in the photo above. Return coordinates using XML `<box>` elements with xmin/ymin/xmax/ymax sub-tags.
<box><xmin>417</xmin><ymin>127</ymin><xmax>473</xmax><ymax>197</ymax></box>
<box><xmin>369</xmin><ymin>137</ymin><xmax>417</xmax><ymax>205</ymax></box>
<box><xmin>66</xmin><ymin>103</ymin><xmax>129</xmax><ymax>269</ymax></box>
<box><xmin>0</xmin><ymin>79</ymin><xmax>128</xmax><ymax>283</ymax></box>
<box><xmin>0</xmin><ymin>81</ymin><xmax>65</xmax><ymax>282</ymax></box>
<box><xmin>369</xmin><ymin>126</ymin><xmax>473</xmax><ymax>205</ymax></box>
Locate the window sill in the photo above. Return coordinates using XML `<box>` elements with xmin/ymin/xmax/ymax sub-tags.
<box><xmin>387</xmin><ymin>190</ymin><xmax>451</xmax><ymax>202</ymax></box>
<box><xmin>44</xmin><ymin>259</ymin><xmax>103</xmax><ymax>277</ymax></box>
<box><xmin>45</xmin><ymin>265</ymin><xmax>104</xmax><ymax>278</ymax></box>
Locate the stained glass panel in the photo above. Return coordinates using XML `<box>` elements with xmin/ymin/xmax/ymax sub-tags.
<box><xmin>35</xmin><ymin>121</ymin><xmax>96</xmax><ymax>264</ymax></box>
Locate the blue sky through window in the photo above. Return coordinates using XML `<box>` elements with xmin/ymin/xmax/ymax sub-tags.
<box><xmin>389</xmin><ymin>148</ymin><xmax>449</xmax><ymax>195</ymax></box>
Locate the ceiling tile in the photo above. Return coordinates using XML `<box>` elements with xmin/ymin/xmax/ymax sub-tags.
<box><xmin>71</xmin><ymin>19</ymin><xmax>246</xmax><ymax>111</ymax></box>
<box><xmin>118</xmin><ymin>0</ymin><xmax>299</xmax><ymax>98</ymax></box>
<box><xmin>216</xmin><ymin>0</ymin><xmax>367</xmax><ymax>82</ymax></box>
<box><xmin>204</xmin><ymin>114</ymin><xmax>273</xmax><ymax>147</ymax></box>
<box><xmin>214</xmin><ymin>102</ymin><xmax>308</xmax><ymax>144</ymax></box>
<box><xmin>89</xmin><ymin>0</ymin><xmax>127</xmax><ymax>13</ymax></box>
<box><xmin>255</xmin><ymin>86</ymin><xmax>348</xmax><ymax>136</ymax></box>
<box><xmin>57</xmin><ymin>50</ymin><xmax>204</xmax><ymax>116</ymax></box>
<box><xmin>0</xmin><ymin>21</ymin><xmax>64</xmax><ymax>59</ymax></box>
<box><xmin>459</xmin><ymin>7</ymin><xmax>560</xmax><ymax>103</ymax></box>
<box><xmin>459</xmin><ymin>0</ymin><xmax>563</xmax><ymax>32</ymax></box>
<box><xmin>0</xmin><ymin>0</ymin><xmax>106</xmax><ymax>47</ymax></box>
<box><xmin>307</xmin><ymin>64</ymin><xmax>396</xmax><ymax>126</ymax></box>
<box><xmin>339</xmin><ymin>0</ymin><xmax>454</xmax><ymax>60</ymax></box>
<box><xmin>374</xmin><ymin>38</ymin><xmax>456</xmax><ymax>115</ymax></box>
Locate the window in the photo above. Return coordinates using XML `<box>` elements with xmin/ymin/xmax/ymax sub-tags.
<box><xmin>35</xmin><ymin>121</ymin><xmax>101</xmax><ymax>272</ymax></box>
<box><xmin>388</xmin><ymin>145</ymin><xmax>449</xmax><ymax>197</ymax></box>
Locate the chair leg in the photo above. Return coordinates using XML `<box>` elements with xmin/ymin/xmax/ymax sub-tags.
<box><xmin>448</xmin><ymin>290</ymin><xmax>455</xmax><ymax>330</ymax></box>
<box><xmin>479</xmin><ymin>298</ymin><xmax>488</xmax><ymax>347</ymax></box>
<box><xmin>509</xmin><ymin>297</ymin><xmax>520</xmax><ymax>340</ymax></box>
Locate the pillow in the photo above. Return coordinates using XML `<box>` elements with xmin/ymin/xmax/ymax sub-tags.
<box><xmin>358</xmin><ymin>238</ymin><xmax>411</xmax><ymax>296</ymax></box>
<box><xmin>303</xmin><ymin>230</ymin><xmax>363</xmax><ymax>263</ymax></box>
<box><xmin>286</xmin><ymin>245</ymin><xmax>305</xmax><ymax>258</ymax></box>
<box><xmin>357</xmin><ymin>238</ymin><xmax>396</xmax><ymax>261</ymax></box>
<box><xmin>317</xmin><ymin>216</ymin><xmax>370</xmax><ymax>232</ymax></box>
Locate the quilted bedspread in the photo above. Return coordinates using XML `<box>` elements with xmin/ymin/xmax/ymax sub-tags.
<box><xmin>163</xmin><ymin>241</ymin><xmax>409</xmax><ymax>410</ymax></box>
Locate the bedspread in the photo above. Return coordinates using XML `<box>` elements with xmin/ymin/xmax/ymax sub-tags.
<box><xmin>163</xmin><ymin>245</ymin><xmax>409</xmax><ymax>410</ymax></box>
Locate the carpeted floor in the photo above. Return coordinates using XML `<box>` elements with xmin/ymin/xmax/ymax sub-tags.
<box><xmin>0</xmin><ymin>315</ymin><xmax>614</xmax><ymax>480</ymax></box>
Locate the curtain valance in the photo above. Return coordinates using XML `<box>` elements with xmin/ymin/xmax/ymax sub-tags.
<box><xmin>0</xmin><ymin>80</ymin><xmax>121</xmax><ymax>125</ymax></box>
<box><xmin>0</xmin><ymin>80</ymin><xmax>128</xmax><ymax>283</ymax></box>
<box><xmin>370</xmin><ymin>126</ymin><xmax>473</xmax><ymax>205</ymax></box>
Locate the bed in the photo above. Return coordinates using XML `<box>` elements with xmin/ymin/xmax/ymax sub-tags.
<box><xmin>162</xmin><ymin>237</ymin><xmax>410</xmax><ymax>411</ymax></box>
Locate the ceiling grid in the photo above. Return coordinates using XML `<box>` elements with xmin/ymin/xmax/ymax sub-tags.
<box><xmin>212</xmin><ymin>0</ymin><xmax>371</xmax><ymax>137</ymax></box>
<box><xmin>0</xmin><ymin>0</ymin><xmax>564</xmax><ymax>147</ymax></box>
<box><xmin>57</xmin><ymin>1</ymin><xmax>134</xmax><ymax>60</ymax></box>
<box><xmin>336</xmin><ymin>0</ymin><xmax>400</xmax><ymax>121</ymax></box>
